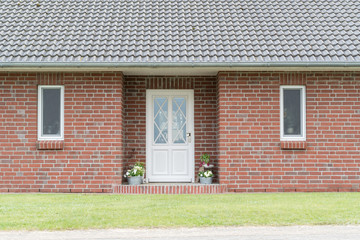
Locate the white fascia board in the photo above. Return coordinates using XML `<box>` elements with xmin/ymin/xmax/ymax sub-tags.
<box><xmin>1</xmin><ymin>66</ymin><xmax>360</xmax><ymax>76</ymax></box>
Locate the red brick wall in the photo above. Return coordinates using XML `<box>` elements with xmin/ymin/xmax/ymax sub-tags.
<box><xmin>124</xmin><ymin>76</ymin><xmax>218</xmax><ymax>180</ymax></box>
<box><xmin>217</xmin><ymin>72</ymin><xmax>360</xmax><ymax>192</ymax></box>
<box><xmin>123</xmin><ymin>76</ymin><xmax>146</xmax><ymax>170</ymax></box>
<box><xmin>0</xmin><ymin>72</ymin><xmax>124</xmax><ymax>192</ymax></box>
<box><xmin>2</xmin><ymin>71</ymin><xmax>359</xmax><ymax>193</ymax></box>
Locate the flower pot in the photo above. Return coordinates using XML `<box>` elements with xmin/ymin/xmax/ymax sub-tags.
<box><xmin>200</xmin><ymin>177</ymin><xmax>212</xmax><ymax>184</ymax></box>
<box><xmin>127</xmin><ymin>176</ymin><xmax>142</xmax><ymax>185</ymax></box>
<box><xmin>203</xmin><ymin>164</ymin><xmax>214</xmax><ymax>169</ymax></box>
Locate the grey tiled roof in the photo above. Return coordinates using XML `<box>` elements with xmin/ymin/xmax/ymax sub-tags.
<box><xmin>1</xmin><ymin>0</ymin><xmax>360</xmax><ymax>65</ymax></box>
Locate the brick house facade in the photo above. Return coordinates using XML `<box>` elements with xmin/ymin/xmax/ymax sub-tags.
<box><xmin>1</xmin><ymin>0</ymin><xmax>360</xmax><ymax>193</ymax></box>
<box><xmin>1</xmin><ymin>71</ymin><xmax>359</xmax><ymax>193</ymax></box>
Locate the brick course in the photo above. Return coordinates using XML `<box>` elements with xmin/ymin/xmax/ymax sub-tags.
<box><xmin>280</xmin><ymin>141</ymin><xmax>307</xmax><ymax>150</ymax></box>
<box><xmin>36</xmin><ymin>140</ymin><xmax>64</xmax><ymax>150</ymax></box>
<box><xmin>113</xmin><ymin>184</ymin><xmax>227</xmax><ymax>194</ymax></box>
<box><xmin>0</xmin><ymin>72</ymin><xmax>124</xmax><ymax>192</ymax></box>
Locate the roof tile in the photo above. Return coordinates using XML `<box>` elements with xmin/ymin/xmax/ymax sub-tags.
<box><xmin>0</xmin><ymin>0</ymin><xmax>359</xmax><ymax>64</ymax></box>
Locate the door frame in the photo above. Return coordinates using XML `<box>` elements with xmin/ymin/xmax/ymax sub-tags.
<box><xmin>146</xmin><ymin>89</ymin><xmax>195</xmax><ymax>183</ymax></box>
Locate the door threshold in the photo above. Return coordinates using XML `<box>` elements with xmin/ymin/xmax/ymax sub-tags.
<box><xmin>144</xmin><ymin>182</ymin><xmax>196</xmax><ymax>185</ymax></box>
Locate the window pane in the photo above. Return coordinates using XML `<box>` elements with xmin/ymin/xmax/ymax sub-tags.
<box><xmin>283</xmin><ymin>89</ymin><xmax>301</xmax><ymax>136</ymax></box>
<box><xmin>42</xmin><ymin>89</ymin><xmax>61</xmax><ymax>136</ymax></box>
<box><xmin>172</xmin><ymin>97</ymin><xmax>186</xmax><ymax>144</ymax></box>
<box><xmin>154</xmin><ymin>97</ymin><xmax>168</xmax><ymax>144</ymax></box>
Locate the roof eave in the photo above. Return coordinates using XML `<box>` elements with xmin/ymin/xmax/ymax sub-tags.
<box><xmin>1</xmin><ymin>62</ymin><xmax>360</xmax><ymax>76</ymax></box>
<box><xmin>1</xmin><ymin>62</ymin><xmax>360</xmax><ymax>68</ymax></box>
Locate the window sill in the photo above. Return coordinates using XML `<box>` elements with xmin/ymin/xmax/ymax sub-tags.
<box><xmin>36</xmin><ymin>140</ymin><xmax>64</xmax><ymax>150</ymax></box>
<box><xmin>281</xmin><ymin>141</ymin><xmax>307</xmax><ymax>150</ymax></box>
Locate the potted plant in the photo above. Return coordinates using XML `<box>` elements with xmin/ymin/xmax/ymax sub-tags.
<box><xmin>124</xmin><ymin>162</ymin><xmax>145</xmax><ymax>185</ymax></box>
<box><xmin>198</xmin><ymin>170</ymin><xmax>213</xmax><ymax>184</ymax></box>
<box><xmin>200</xmin><ymin>153</ymin><xmax>210</xmax><ymax>167</ymax></box>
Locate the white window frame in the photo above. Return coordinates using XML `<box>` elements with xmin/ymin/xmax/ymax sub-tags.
<box><xmin>38</xmin><ymin>85</ymin><xmax>64</xmax><ymax>140</ymax></box>
<box><xmin>280</xmin><ymin>85</ymin><xmax>306</xmax><ymax>141</ymax></box>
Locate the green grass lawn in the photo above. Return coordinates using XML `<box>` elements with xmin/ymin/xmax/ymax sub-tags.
<box><xmin>0</xmin><ymin>193</ymin><xmax>359</xmax><ymax>230</ymax></box>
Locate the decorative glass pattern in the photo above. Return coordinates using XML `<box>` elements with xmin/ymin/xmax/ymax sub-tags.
<box><xmin>154</xmin><ymin>97</ymin><xmax>168</xmax><ymax>144</ymax></box>
<box><xmin>172</xmin><ymin>97</ymin><xmax>186</xmax><ymax>144</ymax></box>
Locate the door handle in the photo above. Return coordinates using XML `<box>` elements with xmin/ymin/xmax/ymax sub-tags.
<box><xmin>187</xmin><ymin>133</ymin><xmax>191</xmax><ymax>143</ymax></box>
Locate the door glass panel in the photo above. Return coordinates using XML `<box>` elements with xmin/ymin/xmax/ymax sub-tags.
<box><xmin>154</xmin><ymin>97</ymin><xmax>168</xmax><ymax>144</ymax></box>
<box><xmin>172</xmin><ymin>97</ymin><xmax>186</xmax><ymax>144</ymax></box>
<box><xmin>283</xmin><ymin>89</ymin><xmax>301</xmax><ymax>135</ymax></box>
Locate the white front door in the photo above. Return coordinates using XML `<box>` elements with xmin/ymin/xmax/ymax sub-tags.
<box><xmin>146</xmin><ymin>90</ymin><xmax>194</xmax><ymax>182</ymax></box>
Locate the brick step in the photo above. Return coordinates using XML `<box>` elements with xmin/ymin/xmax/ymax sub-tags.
<box><xmin>112</xmin><ymin>183</ymin><xmax>227</xmax><ymax>194</ymax></box>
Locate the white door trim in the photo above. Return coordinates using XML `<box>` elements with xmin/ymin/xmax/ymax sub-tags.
<box><xmin>146</xmin><ymin>89</ymin><xmax>194</xmax><ymax>182</ymax></box>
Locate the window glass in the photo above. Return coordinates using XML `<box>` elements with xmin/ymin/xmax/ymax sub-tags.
<box><xmin>172</xmin><ymin>97</ymin><xmax>186</xmax><ymax>144</ymax></box>
<box><xmin>154</xmin><ymin>97</ymin><xmax>168</xmax><ymax>144</ymax></box>
<box><xmin>283</xmin><ymin>89</ymin><xmax>301</xmax><ymax>136</ymax></box>
<box><xmin>42</xmin><ymin>88</ymin><xmax>61</xmax><ymax>136</ymax></box>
